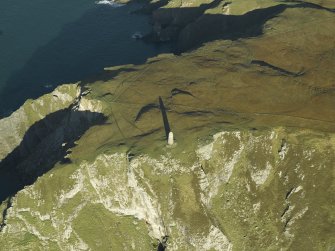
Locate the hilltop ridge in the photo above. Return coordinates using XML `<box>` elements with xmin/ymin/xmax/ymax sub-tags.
<box><xmin>0</xmin><ymin>0</ymin><xmax>335</xmax><ymax>250</ymax></box>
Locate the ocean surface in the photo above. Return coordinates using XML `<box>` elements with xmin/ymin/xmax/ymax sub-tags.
<box><xmin>0</xmin><ymin>0</ymin><xmax>170</xmax><ymax>202</ymax></box>
<box><xmin>0</xmin><ymin>0</ymin><xmax>171</xmax><ymax>117</ymax></box>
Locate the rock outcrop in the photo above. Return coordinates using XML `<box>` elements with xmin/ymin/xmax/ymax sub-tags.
<box><xmin>0</xmin><ymin>0</ymin><xmax>335</xmax><ymax>250</ymax></box>
<box><xmin>0</xmin><ymin>84</ymin><xmax>81</xmax><ymax>161</ymax></box>
<box><xmin>0</xmin><ymin>84</ymin><xmax>106</xmax><ymax>202</ymax></box>
<box><xmin>0</xmin><ymin>127</ymin><xmax>334</xmax><ymax>250</ymax></box>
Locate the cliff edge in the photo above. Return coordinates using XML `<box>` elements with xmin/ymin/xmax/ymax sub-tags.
<box><xmin>0</xmin><ymin>0</ymin><xmax>334</xmax><ymax>250</ymax></box>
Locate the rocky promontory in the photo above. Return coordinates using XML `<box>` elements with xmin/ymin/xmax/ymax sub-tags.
<box><xmin>0</xmin><ymin>0</ymin><xmax>334</xmax><ymax>250</ymax></box>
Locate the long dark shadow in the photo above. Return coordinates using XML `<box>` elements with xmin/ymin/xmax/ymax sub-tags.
<box><xmin>146</xmin><ymin>2</ymin><xmax>334</xmax><ymax>52</ymax></box>
<box><xmin>0</xmin><ymin>108</ymin><xmax>106</xmax><ymax>203</ymax></box>
<box><xmin>159</xmin><ymin>96</ymin><xmax>171</xmax><ymax>139</ymax></box>
<box><xmin>1</xmin><ymin>0</ymin><xmax>329</xmax><ymax>117</ymax></box>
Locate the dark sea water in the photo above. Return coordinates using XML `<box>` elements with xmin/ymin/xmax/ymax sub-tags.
<box><xmin>0</xmin><ymin>0</ymin><xmax>170</xmax><ymax>202</ymax></box>
<box><xmin>0</xmin><ymin>0</ymin><xmax>170</xmax><ymax>117</ymax></box>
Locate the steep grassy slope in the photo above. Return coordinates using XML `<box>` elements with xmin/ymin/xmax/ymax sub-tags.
<box><xmin>0</xmin><ymin>0</ymin><xmax>334</xmax><ymax>250</ymax></box>
<box><xmin>0</xmin><ymin>128</ymin><xmax>334</xmax><ymax>250</ymax></box>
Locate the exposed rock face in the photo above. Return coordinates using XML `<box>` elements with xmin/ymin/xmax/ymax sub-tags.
<box><xmin>0</xmin><ymin>84</ymin><xmax>106</xmax><ymax>202</ymax></box>
<box><xmin>0</xmin><ymin>0</ymin><xmax>335</xmax><ymax>250</ymax></box>
<box><xmin>0</xmin><ymin>128</ymin><xmax>334</xmax><ymax>250</ymax></box>
<box><xmin>197</xmin><ymin>129</ymin><xmax>335</xmax><ymax>250</ymax></box>
<box><xmin>0</xmin><ymin>84</ymin><xmax>81</xmax><ymax>161</ymax></box>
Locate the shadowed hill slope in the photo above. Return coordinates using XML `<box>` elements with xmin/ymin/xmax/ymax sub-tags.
<box><xmin>0</xmin><ymin>108</ymin><xmax>105</xmax><ymax>202</ymax></box>
<box><xmin>0</xmin><ymin>0</ymin><xmax>334</xmax><ymax>250</ymax></box>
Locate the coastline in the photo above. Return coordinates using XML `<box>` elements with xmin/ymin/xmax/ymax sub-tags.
<box><xmin>0</xmin><ymin>0</ymin><xmax>335</xmax><ymax>249</ymax></box>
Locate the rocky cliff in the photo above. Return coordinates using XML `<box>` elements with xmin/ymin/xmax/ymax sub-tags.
<box><xmin>0</xmin><ymin>0</ymin><xmax>334</xmax><ymax>250</ymax></box>
<box><xmin>0</xmin><ymin>126</ymin><xmax>334</xmax><ymax>250</ymax></box>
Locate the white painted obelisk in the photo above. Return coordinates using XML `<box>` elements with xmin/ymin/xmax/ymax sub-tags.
<box><xmin>168</xmin><ymin>131</ymin><xmax>174</xmax><ymax>145</ymax></box>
